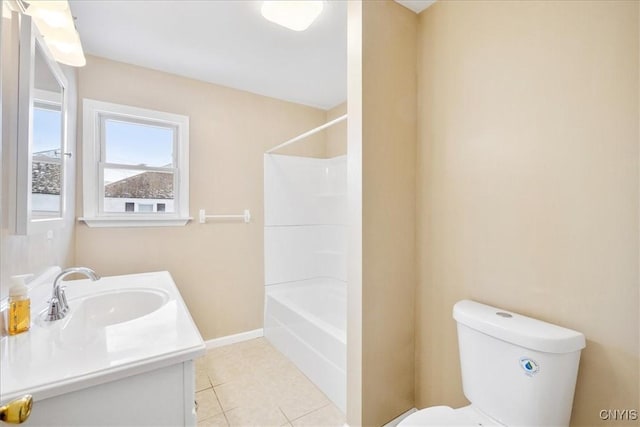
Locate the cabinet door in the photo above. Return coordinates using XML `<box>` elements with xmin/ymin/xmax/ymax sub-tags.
<box><xmin>24</xmin><ymin>362</ymin><xmax>195</xmax><ymax>426</ymax></box>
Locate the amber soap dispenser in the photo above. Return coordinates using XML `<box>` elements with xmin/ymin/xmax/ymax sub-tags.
<box><xmin>8</xmin><ymin>275</ymin><xmax>31</xmax><ymax>335</ymax></box>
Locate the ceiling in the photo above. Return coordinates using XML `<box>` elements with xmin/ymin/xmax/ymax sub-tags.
<box><xmin>395</xmin><ymin>0</ymin><xmax>436</xmax><ymax>14</ymax></box>
<box><xmin>69</xmin><ymin>0</ymin><xmax>347</xmax><ymax>110</ymax></box>
<box><xmin>69</xmin><ymin>1</ymin><xmax>436</xmax><ymax>111</ymax></box>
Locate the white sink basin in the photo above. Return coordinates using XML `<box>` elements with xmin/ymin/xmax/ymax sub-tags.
<box><xmin>35</xmin><ymin>287</ymin><xmax>171</xmax><ymax>349</ymax></box>
<box><xmin>71</xmin><ymin>289</ymin><xmax>168</xmax><ymax>328</ymax></box>
<box><xmin>37</xmin><ymin>288</ymin><xmax>169</xmax><ymax>329</ymax></box>
<box><xmin>2</xmin><ymin>270</ymin><xmax>205</xmax><ymax>405</ymax></box>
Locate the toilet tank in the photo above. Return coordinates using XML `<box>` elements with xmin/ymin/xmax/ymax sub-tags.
<box><xmin>454</xmin><ymin>300</ymin><xmax>585</xmax><ymax>427</ymax></box>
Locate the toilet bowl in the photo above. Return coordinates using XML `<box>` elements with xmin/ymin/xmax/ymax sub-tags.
<box><xmin>401</xmin><ymin>405</ymin><xmax>498</xmax><ymax>426</ymax></box>
<box><xmin>399</xmin><ymin>300</ymin><xmax>586</xmax><ymax>427</ymax></box>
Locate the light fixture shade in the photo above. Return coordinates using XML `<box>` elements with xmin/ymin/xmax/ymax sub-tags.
<box><xmin>46</xmin><ymin>33</ymin><xmax>86</xmax><ymax>67</ymax></box>
<box><xmin>261</xmin><ymin>1</ymin><xmax>324</xmax><ymax>32</ymax></box>
<box><xmin>24</xmin><ymin>0</ymin><xmax>86</xmax><ymax>67</ymax></box>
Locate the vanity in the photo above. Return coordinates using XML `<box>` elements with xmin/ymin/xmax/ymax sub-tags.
<box><xmin>1</xmin><ymin>10</ymin><xmax>205</xmax><ymax>425</ymax></box>
<box><xmin>0</xmin><ymin>270</ymin><xmax>205</xmax><ymax>426</ymax></box>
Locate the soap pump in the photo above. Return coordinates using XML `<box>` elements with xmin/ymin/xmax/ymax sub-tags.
<box><xmin>8</xmin><ymin>274</ymin><xmax>32</xmax><ymax>335</ymax></box>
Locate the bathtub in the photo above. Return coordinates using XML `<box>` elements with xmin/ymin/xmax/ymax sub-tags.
<box><xmin>264</xmin><ymin>278</ymin><xmax>346</xmax><ymax>412</ymax></box>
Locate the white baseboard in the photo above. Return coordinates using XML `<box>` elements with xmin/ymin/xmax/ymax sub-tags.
<box><xmin>204</xmin><ymin>328</ymin><xmax>264</xmax><ymax>349</ymax></box>
<box><xmin>383</xmin><ymin>408</ymin><xmax>417</xmax><ymax>427</ymax></box>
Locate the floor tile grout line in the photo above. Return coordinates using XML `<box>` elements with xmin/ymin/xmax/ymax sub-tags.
<box><xmin>287</xmin><ymin>402</ymin><xmax>334</xmax><ymax>424</ymax></box>
<box><xmin>212</xmin><ymin>385</ymin><xmax>234</xmax><ymax>415</ymax></box>
<box><xmin>212</xmin><ymin>386</ymin><xmax>223</xmax><ymax>406</ymax></box>
<box><xmin>196</xmin><ymin>388</ymin><xmax>224</xmax><ymax>424</ymax></box>
<box><xmin>221</xmin><ymin>410</ymin><xmax>231</xmax><ymax>427</ymax></box>
<box><xmin>198</xmin><ymin>414</ymin><xmax>225</xmax><ymax>426</ymax></box>
<box><xmin>203</xmin><ymin>339</ymin><xmax>343</xmax><ymax>427</ymax></box>
<box><xmin>278</xmin><ymin>406</ymin><xmax>291</xmax><ymax>424</ymax></box>
<box><xmin>197</xmin><ymin>375</ymin><xmax>214</xmax><ymax>392</ymax></box>
<box><xmin>209</xmin><ymin>373</ymin><xmax>228</xmax><ymax>388</ymax></box>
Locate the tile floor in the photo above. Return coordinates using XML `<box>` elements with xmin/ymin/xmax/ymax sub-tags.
<box><xmin>195</xmin><ymin>338</ymin><xmax>345</xmax><ymax>427</ymax></box>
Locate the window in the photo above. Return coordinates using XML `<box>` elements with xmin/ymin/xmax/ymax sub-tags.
<box><xmin>81</xmin><ymin>99</ymin><xmax>190</xmax><ymax>227</ymax></box>
<box><xmin>31</xmin><ymin>99</ymin><xmax>63</xmax><ymax>216</ymax></box>
<box><xmin>138</xmin><ymin>203</ymin><xmax>154</xmax><ymax>213</ymax></box>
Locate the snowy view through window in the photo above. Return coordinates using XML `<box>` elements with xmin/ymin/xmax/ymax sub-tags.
<box><xmin>102</xmin><ymin>119</ymin><xmax>176</xmax><ymax>214</ymax></box>
<box><xmin>32</xmin><ymin>105</ymin><xmax>62</xmax><ymax>213</ymax></box>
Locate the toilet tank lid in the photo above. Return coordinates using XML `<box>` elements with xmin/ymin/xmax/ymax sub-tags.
<box><xmin>453</xmin><ymin>300</ymin><xmax>586</xmax><ymax>354</ymax></box>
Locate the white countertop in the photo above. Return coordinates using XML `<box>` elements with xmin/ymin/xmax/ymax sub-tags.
<box><xmin>0</xmin><ymin>271</ymin><xmax>205</xmax><ymax>402</ymax></box>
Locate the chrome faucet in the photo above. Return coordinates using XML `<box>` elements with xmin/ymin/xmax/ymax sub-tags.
<box><xmin>46</xmin><ymin>267</ymin><xmax>100</xmax><ymax>321</ymax></box>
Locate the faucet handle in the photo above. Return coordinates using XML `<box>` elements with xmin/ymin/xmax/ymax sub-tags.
<box><xmin>46</xmin><ymin>267</ymin><xmax>99</xmax><ymax>322</ymax></box>
<box><xmin>55</xmin><ymin>286</ymin><xmax>69</xmax><ymax>312</ymax></box>
<box><xmin>46</xmin><ymin>298</ymin><xmax>66</xmax><ymax>321</ymax></box>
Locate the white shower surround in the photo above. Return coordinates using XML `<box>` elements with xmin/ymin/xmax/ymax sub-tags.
<box><xmin>264</xmin><ymin>154</ymin><xmax>347</xmax><ymax>413</ymax></box>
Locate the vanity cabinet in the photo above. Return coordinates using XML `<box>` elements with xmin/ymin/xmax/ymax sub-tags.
<box><xmin>23</xmin><ymin>361</ymin><xmax>197</xmax><ymax>426</ymax></box>
<box><xmin>1</xmin><ymin>271</ymin><xmax>205</xmax><ymax>427</ymax></box>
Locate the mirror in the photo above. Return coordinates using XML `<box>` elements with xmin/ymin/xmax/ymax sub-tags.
<box><xmin>16</xmin><ymin>15</ymin><xmax>68</xmax><ymax>235</ymax></box>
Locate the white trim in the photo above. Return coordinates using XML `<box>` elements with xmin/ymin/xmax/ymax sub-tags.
<box><xmin>204</xmin><ymin>328</ymin><xmax>264</xmax><ymax>350</ymax></box>
<box><xmin>79</xmin><ymin>216</ymin><xmax>192</xmax><ymax>228</ymax></box>
<box><xmin>33</xmin><ymin>88</ymin><xmax>62</xmax><ymax>104</ymax></box>
<box><xmin>382</xmin><ymin>408</ymin><xmax>418</xmax><ymax>427</ymax></box>
<box><xmin>81</xmin><ymin>98</ymin><xmax>189</xmax><ymax>227</ymax></box>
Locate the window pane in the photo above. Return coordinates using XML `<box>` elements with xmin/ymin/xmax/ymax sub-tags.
<box><xmin>33</xmin><ymin>106</ymin><xmax>62</xmax><ymax>153</ymax></box>
<box><xmin>105</xmin><ymin>119</ymin><xmax>174</xmax><ymax>167</ymax></box>
<box><xmin>103</xmin><ymin>168</ymin><xmax>174</xmax><ymax>213</ymax></box>
<box><xmin>32</xmin><ymin>105</ymin><xmax>62</xmax><ymax>214</ymax></box>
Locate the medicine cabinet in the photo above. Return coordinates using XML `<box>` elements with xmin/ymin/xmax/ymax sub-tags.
<box><xmin>16</xmin><ymin>14</ymin><xmax>69</xmax><ymax>235</ymax></box>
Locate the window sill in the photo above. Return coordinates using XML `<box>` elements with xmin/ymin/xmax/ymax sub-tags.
<box><xmin>78</xmin><ymin>216</ymin><xmax>192</xmax><ymax>228</ymax></box>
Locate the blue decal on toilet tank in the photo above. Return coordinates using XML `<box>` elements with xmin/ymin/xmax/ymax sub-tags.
<box><xmin>519</xmin><ymin>357</ymin><xmax>539</xmax><ymax>376</ymax></box>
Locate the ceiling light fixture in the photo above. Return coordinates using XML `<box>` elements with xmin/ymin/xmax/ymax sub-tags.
<box><xmin>261</xmin><ymin>0</ymin><xmax>324</xmax><ymax>32</ymax></box>
<box><xmin>23</xmin><ymin>0</ymin><xmax>86</xmax><ymax>67</ymax></box>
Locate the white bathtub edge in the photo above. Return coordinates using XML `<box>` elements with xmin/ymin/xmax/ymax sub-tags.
<box><xmin>205</xmin><ymin>328</ymin><xmax>264</xmax><ymax>349</ymax></box>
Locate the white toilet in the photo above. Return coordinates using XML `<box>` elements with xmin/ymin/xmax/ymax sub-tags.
<box><xmin>400</xmin><ymin>300</ymin><xmax>585</xmax><ymax>427</ymax></box>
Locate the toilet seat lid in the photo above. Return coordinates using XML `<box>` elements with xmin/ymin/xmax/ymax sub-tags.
<box><xmin>399</xmin><ymin>406</ymin><xmax>499</xmax><ymax>426</ymax></box>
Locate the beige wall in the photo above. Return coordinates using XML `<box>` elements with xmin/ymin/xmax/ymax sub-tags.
<box><xmin>346</xmin><ymin>1</ymin><xmax>363</xmax><ymax>424</ymax></box>
<box><xmin>415</xmin><ymin>1</ymin><xmax>639</xmax><ymax>426</ymax></box>
<box><xmin>326</xmin><ymin>102</ymin><xmax>347</xmax><ymax>157</ymax></box>
<box><xmin>1</xmin><ymin>9</ymin><xmax>77</xmax><ymax>303</ymax></box>
<box><xmin>75</xmin><ymin>55</ymin><xmax>333</xmax><ymax>340</ymax></box>
<box><xmin>358</xmin><ymin>1</ymin><xmax>418</xmax><ymax>425</ymax></box>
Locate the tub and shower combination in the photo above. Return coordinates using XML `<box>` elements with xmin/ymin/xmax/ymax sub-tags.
<box><xmin>264</xmin><ymin>151</ymin><xmax>347</xmax><ymax>412</ymax></box>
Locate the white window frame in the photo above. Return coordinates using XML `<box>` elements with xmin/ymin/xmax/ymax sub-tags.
<box><xmin>31</xmin><ymin>88</ymin><xmax>65</xmax><ymax>218</ymax></box>
<box><xmin>80</xmin><ymin>99</ymin><xmax>190</xmax><ymax>227</ymax></box>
